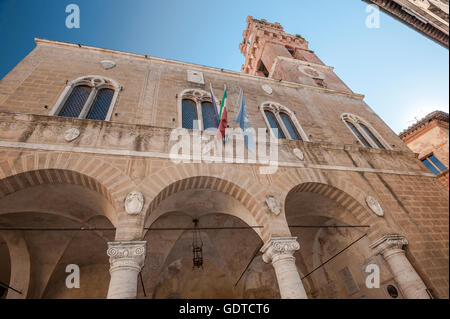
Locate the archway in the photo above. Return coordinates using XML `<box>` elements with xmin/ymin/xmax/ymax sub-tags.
<box><xmin>0</xmin><ymin>233</ymin><xmax>11</xmax><ymax>298</ymax></box>
<box><xmin>140</xmin><ymin>177</ymin><xmax>279</xmax><ymax>299</ymax></box>
<box><xmin>285</xmin><ymin>183</ymin><xmax>402</xmax><ymax>299</ymax></box>
<box><xmin>0</xmin><ymin>169</ymin><xmax>117</xmax><ymax>298</ymax></box>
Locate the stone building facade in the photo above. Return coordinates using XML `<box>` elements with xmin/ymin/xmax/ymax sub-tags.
<box><xmin>0</xmin><ymin>16</ymin><xmax>448</xmax><ymax>299</ymax></box>
<box><xmin>400</xmin><ymin>111</ymin><xmax>449</xmax><ymax>188</ymax></box>
<box><xmin>364</xmin><ymin>0</ymin><xmax>449</xmax><ymax>48</ymax></box>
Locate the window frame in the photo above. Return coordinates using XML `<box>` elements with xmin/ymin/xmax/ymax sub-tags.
<box><xmin>260</xmin><ymin>101</ymin><xmax>309</xmax><ymax>141</ymax></box>
<box><xmin>341</xmin><ymin>113</ymin><xmax>390</xmax><ymax>150</ymax></box>
<box><xmin>50</xmin><ymin>75</ymin><xmax>121</xmax><ymax>121</ymax></box>
<box><xmin>178</xmin><ymin>89</ymin><xmax>219</xmax><ymax>131</ymax></box>
<box><xmin>420</xmin><ymin>153</ymin><xmax>448</xmax><ymax>175</ymax></box>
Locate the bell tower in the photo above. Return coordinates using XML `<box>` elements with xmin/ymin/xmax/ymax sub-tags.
<box><xmin>239</xmin><ymin>16</ymin><xmax>353</xmax><ymax>93</ymax></box>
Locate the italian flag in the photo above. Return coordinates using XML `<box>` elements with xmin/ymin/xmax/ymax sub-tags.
<box><xmin>217</xmin><ymin>86</ymin><xmax>228</xmax><ymax>140</ymax></box>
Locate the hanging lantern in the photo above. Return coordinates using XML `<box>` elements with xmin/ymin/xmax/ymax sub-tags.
<box><xmin>192</xmin><ymin>218</ymin><xmax>203</xmax><ymax>269</ymax></box>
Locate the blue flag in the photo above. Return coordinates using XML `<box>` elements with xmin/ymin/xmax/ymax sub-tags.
<box><xmin>235</xmin><ymin>89</ymin><xmax>255</xmax><ymax>153</ymax></box>
<box><xmin>209</xmin><ymin>83</ymin><xmax>220</xmax><ymax>128</ymax></box>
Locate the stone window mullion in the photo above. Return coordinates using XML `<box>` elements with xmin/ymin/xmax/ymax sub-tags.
<box><xmin>274</xmin><ymin>111</ymin><xmax>290</xmax><ymax>139</ymax></box>
<box><xmin>196</xmin><ymin>99</ymin><xmax>204</xmax><ymax>131</ymax></box>
<box><xmin>78</xmin><ymin>87</ymin><xmax>98</xmax><ymax>119</ymax></box>
<box><xmin>355</xmin><ymin>121</ymin><xmax>378</xmax><ymax>148</ymax></box>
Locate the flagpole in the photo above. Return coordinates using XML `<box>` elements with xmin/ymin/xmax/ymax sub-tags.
<box><xmin>210</xmin><ymin>82</ymin><xmax>220</xmax><ymax>127</ymax></box>
<box><xmin>234</xmin><ymin>87</ymin><xmax>242</xmax><ymax>121</ymax></box>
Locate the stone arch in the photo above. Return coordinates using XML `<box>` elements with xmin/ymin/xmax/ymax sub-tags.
<box><xmin>144</xmin><ymin>175</ymin><xmax>268</xmax><ymax>241</ymax></box>
<box><xmin>0</xmin><ymin>166</ymin><xmax>117</xmax><ymax>298</ymax></box>
<box><xmin>282</xmin><ymin>177</ymin><xmax>396</xmax><ymax>298</ymax></box>
<box><xmin>0</xmin><ymin>152</ymin><xmax>137</xmax><ymax>215</ymax></box>
<box><xmin>0</xmin><ymin>169</ymin><xmax>118</xmax><ymax>223</ymax></box>
<box><xmin>138</xmin><ymin>163</ymin><xmax>273</xmax><ymax>240</ymax></box>
<box><xmin>140</xmin><ymin>174</ymin><xmax>275</xmax><ymax>298</ymax></box>
<box><xmin>288</xmin><ymin>182</ymin><xmax>369</xmax><ymax>224</ymax></box>
<box><xmin>262</xmin><ymin>167</ymin><xmax>392</xmax><ymax>239</ymax></box>
<box><xmin>0</xmin><ymin>231</ymin><xmax>30</xmax><ymax>299</ymax></box>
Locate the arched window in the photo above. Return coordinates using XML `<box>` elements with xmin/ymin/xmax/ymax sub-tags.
<box><xmin>358</xmin><ymin>123</ymin><xmax>385</xmax><ymax>150</ymax></box>
<box><xmin>50</xmin><ymin>75</ymin><xmax>121</xmax><ymax>121</ymax></box>
<box><xmin>341</xmin><ymin>113</ymin><xmax>389</xmax><ymax>150</ymax></box>
<box><xmin>201</xmin><ymin>102</ymin><xmax>218</xmax><ymax>130</ymax></box>
<box><xmin>260</xmin><ymin>102</ymin><xmax>309</xmax><ymax>141</ymax></box>
<box><xmin>264</xmin><ymin>110</ymin><xmax>285</xmax><ymax>139</ymax></box>
<box><xmin>178</xmin><ymin>89</ymin><xmax>218</xmax><ymax>131</ymax></box>
<box><xmin>182</xmin><ymin>99</ymin><xmax>198</xmax><ymax>130</ymax></box>
<box><xmin>344</xmin><ymin>121</ymin><xmax>371</xmax><ymax>148</ymax></box>
<box><xmin>86</xmin><ymin>88</ymin><xmax>115</xmax><ymax>120</ymax></box>
<box><xmin>280</xmin><ymin>112</ymin><xmax>301</xmax><ymax>140</ymax></box>
<box><xmin>58</xmin><ymin>85</ymin><xmax>92</xmax><ymax>118</ymax></box>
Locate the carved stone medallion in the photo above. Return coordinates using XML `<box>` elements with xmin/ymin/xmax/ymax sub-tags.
<box><xmin>100</xmin><ymin>60</ymin><xmax>116</xmax><ymax>70</ymax></box>
<box><xmin>293</xmin><ymin>148</ymin><xmax>304</xmax><ymax>161</ymax></box>
<box><xmin>64</xmin><ymin>128</ymin><xmax>80</xmax><ymax>142</ymax></box>
<box><xmin>298</xmin><ymin>65</ymin><xmax>324</xmax><ymax>79</ymax></box>
<box><xmin>366</xmin><ymin>196</ymin><xmax>384</xmax><ymax>217</ymax></box>
<box><xmin>265</xmin><ymin>195</ymin><xmax>281</xmax><ymax>216</ymax></box>
<box><xmin>125</xmin><ymin>191</ymin><xmax>144</xmax><ymax>215</ymax></box>
<box><xmin>261</xmin><ymin>84</ymin><xmax>273</xmax><ymax>95</ymax></box>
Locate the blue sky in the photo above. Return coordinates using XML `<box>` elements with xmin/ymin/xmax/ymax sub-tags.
<box><xmin>0</xmin><ymin>0</ymin><xmax>448</xmax><ymax>133</ymax></box>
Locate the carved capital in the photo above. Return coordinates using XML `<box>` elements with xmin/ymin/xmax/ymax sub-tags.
<box><xmin>107</xmin><ymin>241</ymin><xmax>146</xmax><ymax>271</ymax></box>
<box><xmin>261</xmin><ymin>237</ymin><xmax>300</xmax><ymax>263</ymax></box>
<box><xmin>370</xmin><ymin>234</ymin><xmax>408</xmax><ymax>257</ymax></box>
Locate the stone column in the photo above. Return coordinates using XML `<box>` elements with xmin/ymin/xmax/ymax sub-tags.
<box><xmin>261</xmin><ymin>237</ymin><xmax>308</xmax><ymax>299</ymax></box>
<box><xmin>370</xmin><ymin>234</ymin><xmax>429</xmax><ymax>299</ymax></box>
<box><xmin>106</xmin><ymin>241</ymin><xmax>146</xmax><ymax>299</ymax></box>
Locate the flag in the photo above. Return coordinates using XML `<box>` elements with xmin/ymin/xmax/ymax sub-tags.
<box><xmin>209</xmin><ymin>83</ymin><xmax>220</xmax><ymax>128</ymax></box>
<box><xmin>218</xmin><ymin>85</ymin><xmax>227</xmax><ymax>121</ymax></box>
<box><xmin>217</xmin><ymin>86</ymin><xmax>228</xmax><ymax>140</ymax></box>
<box><xmin>235</xmin><ymin>89</ymin><xmax>255</xmax><ymax>153</ymax></box>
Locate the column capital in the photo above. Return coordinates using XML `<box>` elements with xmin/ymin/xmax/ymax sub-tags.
<box><xmin>370</xmin><ymin>234</ymin><xmax>408</xmax><ymax>256</ymax></box>
<box><xmin>261</xmin><ymin>237</ymin><xmax>300</xmax><ymax>263</ymax></box>
<box><xmin>107</xmin><ymin>241</ymin><xmax>146</xmax><ymax>271</ymax></box>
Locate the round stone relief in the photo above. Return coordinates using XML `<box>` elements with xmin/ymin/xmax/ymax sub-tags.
<box><xmin>293</xmin><ymin>148</ymin><xmax>304</xmax><ymax>161</ymax></box>
<box><xmin>125</xmin><ymin>191</ymin><xmax>144</xmax><ymax>215</ymax></box>
<box><xmin>298</xmin><ymin>65</ymin><xmax>324</xmax><ymax>79</ymax></box>
<box><xmin>64</xmin><ymin>128</ymin><xmax>80</xmax><ymax>142</ymax></box>
<box><xmin>261</xmin><ymin>84</ymin><xmax>273</xmax><ymax>95</ymax></box>
<box><xmin>366</xmin><ymin>196</ymin><xmax>384</xmax><ymax>217</ymax></box>
<box><xmin>100</xmin><ymin>60</ymin><xmax>116</xmax><ymax>70</ymax></box>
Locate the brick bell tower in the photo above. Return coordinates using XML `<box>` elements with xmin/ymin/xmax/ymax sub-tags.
<box><xmin>239</xmin><ymin>16</ymin><xmax>353</xmax><ymax>93</ymax></box>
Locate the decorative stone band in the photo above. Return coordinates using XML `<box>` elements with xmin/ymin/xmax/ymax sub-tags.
<box><xmin>369</xmin><ymin>234</ymin><xmax>408</xmax><ymax>258</ymax></box>
<box><xmin>107</xmin><ymin>241</ymin><xmax>146</xmax><ymax>272</ymax></box>
<box><xmin>261</xmin><ymin>237</ymin><xmax>300</xmax><ymax>263</ymax></box>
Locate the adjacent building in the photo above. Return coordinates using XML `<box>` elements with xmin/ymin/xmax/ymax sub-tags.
<box><xmin>400</xmin><ymin>111</ymin><xmax>449</xmax><ymax>188</ymax></box>
<box><xmin>364</xmin><ymin>0</ymin><xmax>449</xmax><ymax>48</ymax></box>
